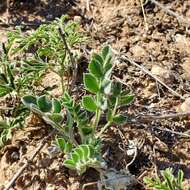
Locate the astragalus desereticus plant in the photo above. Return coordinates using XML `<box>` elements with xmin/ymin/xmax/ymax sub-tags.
<box><xmin>22</xmin><ymin>46</ymin><xmax>137</xmax><ymax>189</ymax></box>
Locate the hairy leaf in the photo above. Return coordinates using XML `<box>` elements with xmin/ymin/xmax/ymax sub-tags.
<box><xmin>84</xmin><ymin>74</ymin><xmax>99</xmax><ymax>93</ymax></box>
<box><xmin>22</xmin><ymin>95</ymin><xmax>37</xmax><ymax>106</ymax></box>
<box><xmin>52</xmin><ymin>98</ymin><xmax>62</xmax><ymax>113</ymax></box>
<box><xmin>89</xmin><ymin>59</ymin><xmax>103</xmax><ymax>78</ymax></box>
<box><xmin>112</xmin><ymin>114</ymin><xmax>127</xmax><ymax>125</ymax></box>
<box><xmin>82</xmin><ymin>96</ymin><xmax>97</xmax><ymax>112</ymax></box>
<box><xmin>119</xmin><ymin>94</ymin><xmax>134</xmax><ymax>106</ymax></box>
<box><xmin>37</xmin><ymin>95</ymin><xmax>52</xmax><ymax>112</ymax></box>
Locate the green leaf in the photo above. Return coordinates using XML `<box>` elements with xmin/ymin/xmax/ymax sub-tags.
<box><xmin>6</xmin><ymin>65</ymin><xmax>15</xmax><ymax>89</ymax></box>
<box><xmin>65</xmin><ymin>143</ymin><xmax>72</xmax><ymax>153</ymax></box>
<box><xmin>177</xmin><ymin>170</ymin><xmax>184</xmax><ymax>187</ymax></box>
<box><xmin>56</xmin><ymin>138</ymin><xmax>66</xmax><ymax>151</ymax></box>
<box><xmin>0</xmin><ymin>85</ymin><xmax>12</xmax><ymax>97</ymax></box>
<box><xmin>52</xmin><ymin>98</ymin><xmax>62</xmax><ymax>113</ymax></box>
<box><xmin>99</xmin><ymin>98</ymin><xmax>108</xmax><ymax>111</ymax></box>
<box><xmin>63</xmin><ymin>144</ymin><xmax>100</xmax><ymax>174</ymax></box>
<box><xmin>78</xmin><ymin>111</ymin><xmax>88</xmax><ymax>121</ymax></box>
<box><xmin>88</xmin><ymin>60</ymin><xmax>103</xmax><ymax>78</ymax></box>
<box><xmin>37</xmin><ymin>48</ymin><xmax>52</xmax><ymax>57</ymax></box>
<box><xmin>104</xmin><ymin>61</ymin><xmax>113</xmax><ymax>79</ymax></box>
<box><xmin>71</xmin><ymin>152</ymin><xmax>80</xmax><ymax>163</ymax></box>
<box><xmin>101</xmin><ymin>79</ymin><xmax>112</xmax><ymax>95</ymax></box>
<box><xmin>112</xmin><ymin>114</ymin><xmax>127</xmax><ymax>125</ymax></box>
<box><xmin>106</xmin><ymin>110</ymin><xmax>113</xmax><ymax>122</ymax></box>
<box><xmin>102</xmin><ymin>46</ymin><xmax>111</xmax><ymax>60</ymax></box>
<box><xmin>0</xmin><ymin>120</ymin><xmax>10</xmax><ymax>130</ymax></box>
<box><xmin>56</xmin><ymin>138</ymin><xmax>72</xmax><ymax>153</ymax></box>
<box><xmin>64</xmin><ymin>159</ymin><xmax>76</xmax><ymax>169</ymax></box>
<box><xmin>62</xmin><ymin>92</ymin><xmax>74</xmax><ymax>111</ymax></box>
<box><xmin>82</xmin><ymin>96</ymin><xmax>97</xmax><ymax>112</ymax></box>
<box><xmin>74</xmin><ymin>104</ymin><xmax>81</xmax><ymax>114</ymax></box>
<box><xmin>119</xmin><ymin>94</ymin><xmax>134</xmax><ymax>106</ymax></box>
<box><xmin>75</xmin><ymin>147</ymin><xmax>84</xmax><ymax>160</ymax></box>
<box><xmin>80</xmin><ymin>145</ymin><xmax>90</xmax><ymax>161</ymax></box>
<box><xmin>83</xmin><ymin>73</ymin><xmax>99</xmax><ymax>93</ymax></box>
<box><xmin>0</xmin><ymin>73</ymin><xmax>8</xmax><ymax>84</ymax></box>
<box><xmin>108</xmin><ymin>96</ymin><xmax>116</xmax><ymax>108</ymax></box>
<box><xmin>81</xmin><ymin>127</ymin><xmax>93</xmax><ymax>136</ymax></box>
<box><xmin>63</xmin><ymin>92</ymin><xmax>72</xmax><ymax>102</ymax></box>
<box><xmin>112</xmin><ymin>82</ymin><xmax>122</xmax><ymax>97</ymax></box>
<box><xmin>93</xmin><ymin>53</ymin><xmax>104</xmax><ymax>65</ymax></box>
<box><xmin>46</xmin><ymin>113</ymin><xmax>64</xmax><ymax>123</ymax></box>
<box><xmin>37</xmin><ymin>95</ymin><xmax>52</xmax><ymax>112</ymax></box>
<box><xmin>65</xmin><ymin>111</ymin><xmax>73</xmax><ymax>135</ymax></box>
<box><xmin>22</xmin><ymin>95</ymin><xmax>37</xmax><ymax>106</ymax></box>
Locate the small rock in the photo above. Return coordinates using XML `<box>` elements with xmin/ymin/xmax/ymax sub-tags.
<box><xmin>74</xmin><ymin>16</ymin><xmax>82</xmax><ymax>23</ymax></box>
<box><xmin>182</xmin><ymin>58</ymin><xmax>190</xmax><ymax>80</ymax></box>
<box><xmin>151</xmin><ymin>65</ymin><xmax>173</xmax><ymax>84</ymax></box>
<box><xmin>48</xmin><ymin>146</ymin><xmax>60</xmax><ymax>158</ymax></box>
<box><xmin>41</xmin><ymin>72</ymin><xmax>62</xmax><ymax>97</ymax></box>
<box><xmin>39</xmin><ymin>156</ymin><xmax>53</xmax><ymax>168</ymax></box>
<box><xmin>177</xmin><ymin>97</ymin><xmax>190</xmax><ymax>112</ymax></box>
<box><xmin>129</xmin><ymin>45</ymin><xmax>147</xmax><ymax>60</ymax></box>
<box><xmin>175</xmin><ymin>34</ymin><xmax>190</xmax><ymax>54</ymax></box>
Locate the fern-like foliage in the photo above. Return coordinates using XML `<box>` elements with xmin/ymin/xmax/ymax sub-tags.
<box><xmin>144</xmin><ymin>168</ymin><xmax>190</xmax><ymax>190</ymax></box>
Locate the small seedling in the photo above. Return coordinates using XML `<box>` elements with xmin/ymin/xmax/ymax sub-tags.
<box><xmin>0</xmin><ymin>119</ymin><xmax>12</xmax><ymax>147</ymax></box>
<box><xmin>0</xmin><ymin>113</ymin><xmax>26</xmax><ymax>147</ymax></box>
<box><xmin>144</xmin><ymin>168</ymin><xmax>190</xmax><ymax>190</ymax></box>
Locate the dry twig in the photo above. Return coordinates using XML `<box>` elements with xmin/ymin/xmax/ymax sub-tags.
<box><xmin>4</xmin><ymin>129</ymin><xmax>56</xmax><ymax>190</ymax></box>
<box><xmin>139</xmin><ymin>0</ymin><xmax>149</xmax><ymax>31</ymax></box>
<box><xmin>150</xmin><ymin>0</ymin><xmax>190</xmax><ymax>27</ymax></box>
<box><xmin>120</xmin><ymin>55</ymin><xmax>185</xmax><ymax>100</ymax></box>
<box><xmin>129</xmin><ymin>112</ymin><xmax>190</xmax><ymax>137</ymax></box>
<box><xmin>58</xmin><ymin>27</ymin><xmax>77</xmax><ymax>93</ymax></box>
<box><xmin>136</xmin><ymin>111</ymin><xmax>190</xmax><ymax>122</ymax></box>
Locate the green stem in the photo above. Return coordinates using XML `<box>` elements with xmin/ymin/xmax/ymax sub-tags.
<box><xmin>94</xmin><ymin>108</ymin><xmax>101</xmax><ymax>129</ymax></box>
<box><xmin>96</xmin><ymin>97</ymin><xmax>119</xmax><ymax>138</ymax></box>
<box><xmin>93</xmin><ymin>92</ymin><xmax>101</xmax><ymax>130</ymax></box>
<box><xmin>60</xmin><ymin>76</ymin><xmax>65</xmax><ymax>95</ymax></box>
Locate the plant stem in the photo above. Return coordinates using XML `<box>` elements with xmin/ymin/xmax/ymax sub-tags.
<box><xmin>96</xmin><ymin>121</ymin><xmax>111</xmax><ymax>138</ymax></box>
<box><xmin>60</xmin><ymin>76</ymin><xmax>65</xmax><ymax>95</ymax></box>
<box><xmin>96</xmin><ymin>97</ymin><xmax>118</xmax><ymax>138</ymax></box>
<box><xmin>93</xmin><ymin>92</ymin><xmax>101</xmax><ymax>130</ymax></box>
<box><xmin>94</xmin><ymin>108</ymin><xmax>101</xmax><ymax>129</ymax></box>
